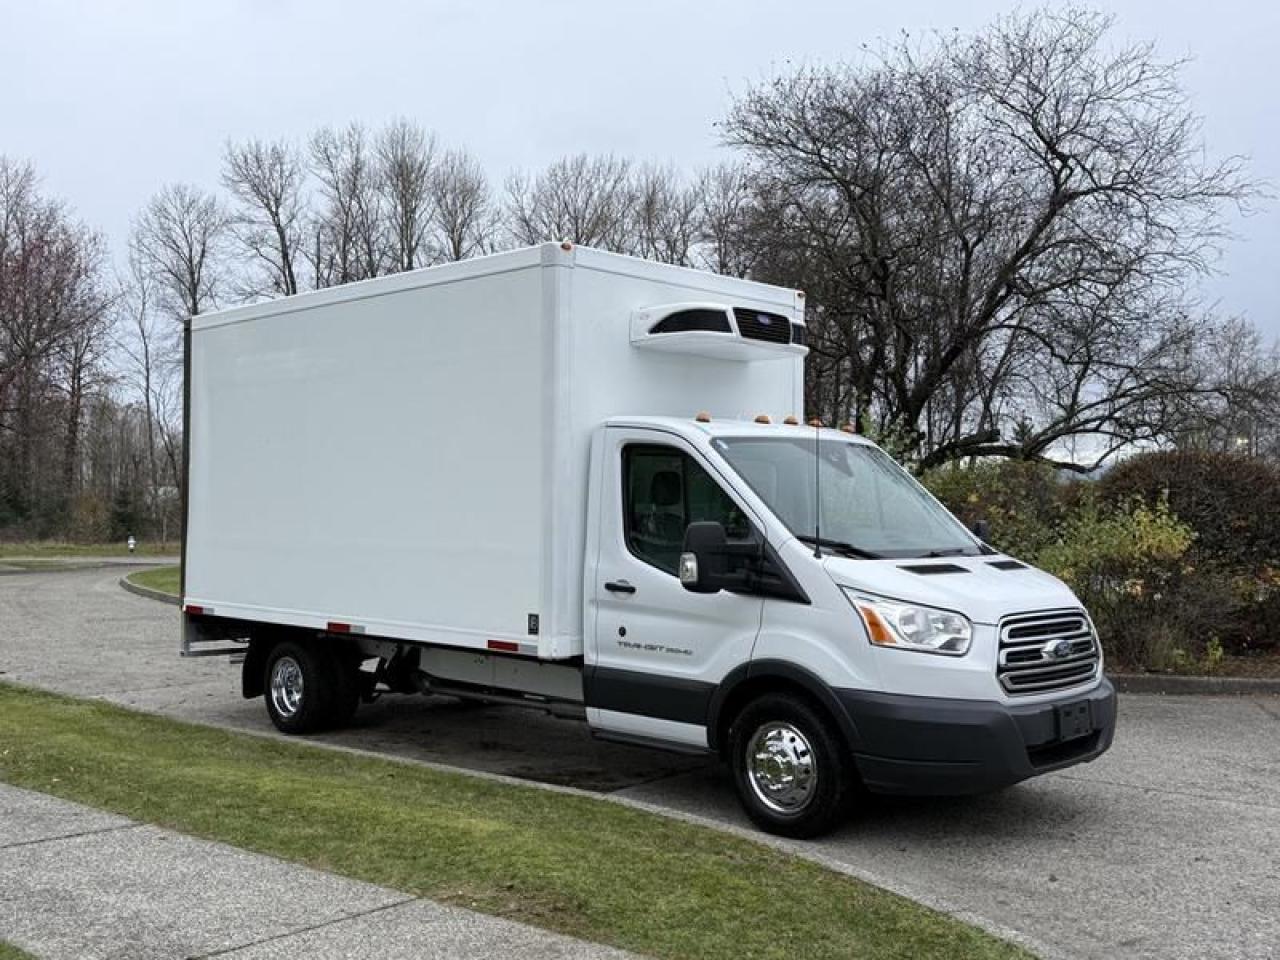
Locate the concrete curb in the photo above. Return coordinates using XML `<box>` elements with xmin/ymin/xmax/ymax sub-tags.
<box><xmin>118</xmin><ymin>575</ymin><xmax>180</xmax><ymax>606</ymax></box>
<box><xmin>1110</xmin><ymin>672</ymin><xmax>1280</xmax><ymax>696</ymax></box>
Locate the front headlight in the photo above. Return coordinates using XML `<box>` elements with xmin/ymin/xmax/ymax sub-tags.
<box><xmin>842</xmin><ymin>589</ymin><xmax>972</xmax><ymax>656</ymax></box>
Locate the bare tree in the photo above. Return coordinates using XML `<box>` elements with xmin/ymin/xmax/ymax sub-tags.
<box><xmin>115</xmin><ymin>245</ymin><xmax>184</xmax><ymax>539</ymax></box>
<box><xmin>506</xmin><ymin>154</ymin><xmax>635</xmax><ymax>249</ymax></box>
<box><xmin>222</xmin><ymin>138</ymin><xmax>306</xmax><ymax>296</ymax></box>
<box><xmin>308</xmin><ymin>124</ymin><xmax>385</xmax><ymax>285</ymax></box>
<box><xmin>1176</xmin><ymin>317</ymin><xmax>1280</xmax><ymax>457</ymax></box>
<box><xmin>723</xmin><ymin>7</ymin><xmax>1255</xmax><ymax>469</ymax></box>
<box><xmin>55</xmin><ymin>284</ymin><xmax>114</xmax><ymax>500</ymax></box>
<box><xmin>376</xmin><ymin>119</ymin><xmax>437</xmax><ymax>271</ymax></box>
<box><xmin>693</xmin><ymin>163</ymin><xmax>761</xmax><ymax>277</ymax></box>
<box><xmin>430</xmin><ymin>148</ymin><xmax>496</xmax><ymax>262</ymax></box>
<box><xmin>629</xmin><ymin>164</ymin><xmax>700</xmax><ymax>265</ymax></box>
<box><xmin>132</xmin><ymin>183</ymin><xmax>230</xmax><ymax>321</ymax></box>
<box><xmin>0</xmin><ymin>157</ymin><xmax>112</xmax><ymax>527</ymax></box>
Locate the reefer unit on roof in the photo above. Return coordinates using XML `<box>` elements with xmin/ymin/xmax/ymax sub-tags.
<box><xmin>184</xmin><ymin>243</ymin><xmax>806</xmax><ymax>660</ymax></box>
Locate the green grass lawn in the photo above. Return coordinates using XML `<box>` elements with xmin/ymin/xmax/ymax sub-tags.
<box><xmin>125</xmin><ymin>565</ymin><xmax>181</xmax><ymax>596</ymax></box>
<box><xmin>0</xmin><ymin>541</ymin><xmax>177</xmax><ymax>558</ymax></box>
<box><xmin>0</xmin><ymin>943</ymin><xmax>34</xmax><ymax>960</ymax></box>
<box><xmin>0</xmin><ymin>558</ymin><xmax>97</xmax><ymax>570</ymax></box>
<box><xmin>0</xmin><ymin>682</ymin><xmax>1029</xmax><ymax>960</ymax></box>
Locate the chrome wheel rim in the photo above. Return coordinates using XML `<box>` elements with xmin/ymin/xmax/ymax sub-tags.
<box><xmin>746</xmin><ymin>721</ymin><xmax>817</xmax><ymax>814</ymax></box>
<box><xmin>269</xmin><ymin>656</ymin><xmax>304</xmax><ymax>719</ymax></box>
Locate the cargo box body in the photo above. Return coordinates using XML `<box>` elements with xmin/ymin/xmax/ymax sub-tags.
<box><xmin>185</xmin><ymin>244</ymin><xmax>804</xmax><ymax>660</ymax></box>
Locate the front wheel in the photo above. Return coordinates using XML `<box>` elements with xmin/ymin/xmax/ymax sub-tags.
<box><xmin>729</xmin><ymin>693</ymin><xmax>853</xmax><ymax>838</ymax></box>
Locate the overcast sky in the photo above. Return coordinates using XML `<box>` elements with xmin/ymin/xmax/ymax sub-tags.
<box><xmin>3</xmin><ymin>0</ymin><xmax>1275</xmax><ymax>338</ymax></box>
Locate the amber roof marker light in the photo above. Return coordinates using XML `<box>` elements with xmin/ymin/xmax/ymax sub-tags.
<box><xmin>754</xmin><ymin>414</ymin><xmax>772</xmax><ymax>424</ymax></box>
<box><xmin>694</xmin><ymin>411</ymin><xmax>712</xmax><ymax>423</ymax></box>
<box><xmin>783</xmin><ymin>415</ymin><xmax>799</xmax><ymax>426</ymax></box>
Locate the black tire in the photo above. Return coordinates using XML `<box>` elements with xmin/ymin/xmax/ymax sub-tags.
<box><xmin>728</xmin><ymin>692</ymin><xmax>853</xmax><ymax>838</ymax></box>
<box><xmin>329</xmin><ymin>652</ymin><xmax>363</xmax><ymax>727</ymax></box>
<box><xmin>263</xmin><ymin>640</ymin><xmax>346</xmax><ymax>734</ymax></box>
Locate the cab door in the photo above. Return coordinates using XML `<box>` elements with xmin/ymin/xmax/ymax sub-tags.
<box><xmin>586</xmin><ymin>427</ymin><xmax>764</xmax><ymax>749</ymax></box>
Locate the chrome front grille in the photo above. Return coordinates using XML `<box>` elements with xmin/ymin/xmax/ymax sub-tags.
<box><xmin>998</xmin><ymin>610</ymin><xmax>1099</xmax><ymax>695</ymax></box>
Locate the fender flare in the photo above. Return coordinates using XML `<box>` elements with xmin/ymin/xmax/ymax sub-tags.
<box><xmin>705</xmin><ymin>658</ymin><xmax>862</xmax><ymax>753</ymax></box>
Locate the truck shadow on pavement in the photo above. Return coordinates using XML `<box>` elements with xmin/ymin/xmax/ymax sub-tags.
<box><xmin>283</xmin><ymin>694</ymin><xmax>713</xmax><ymax>794</ymax></box>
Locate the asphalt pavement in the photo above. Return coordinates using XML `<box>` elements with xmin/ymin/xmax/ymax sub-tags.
<box><xmin>2</xmin><ymin>566</ymin><xmax>1278</xmax><ymax>960</ymax></box>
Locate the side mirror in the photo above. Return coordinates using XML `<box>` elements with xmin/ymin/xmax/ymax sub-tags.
<box><xmin>679</xmin><ymin>521</ymin><xmax>734</xmax><ymax>593</ymax></box>
<box><xmin>971</xmin><ymin>518</ymin><xmax>991</xmax><ymax>542</ymax></box>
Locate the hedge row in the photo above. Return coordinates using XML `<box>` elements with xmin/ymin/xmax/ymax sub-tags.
<box><xmin>924</xmin><ymin>452</ymin><xmax>1280</xmax><ymax>671</ymax></box>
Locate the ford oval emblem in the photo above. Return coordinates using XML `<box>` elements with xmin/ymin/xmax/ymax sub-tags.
<box><xmin>1051</xmin><ymin>639</ymin><xmax>1073</xmax><ymax>659</ymax></box>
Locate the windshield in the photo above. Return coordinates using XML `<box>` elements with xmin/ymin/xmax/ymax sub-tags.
<box><xmin>712</xmin><ymin>436</ymin><xmax>981</xmax><ymax>559</ymax></box>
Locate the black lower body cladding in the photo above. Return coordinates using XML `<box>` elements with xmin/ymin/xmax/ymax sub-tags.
<box><xmin>838</xmin><ymin>678</ymin><xmax>1117</xmax><ymax>795</ymax></box>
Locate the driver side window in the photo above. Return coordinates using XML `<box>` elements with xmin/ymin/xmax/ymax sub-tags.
<box><xmin>623</xmin><ymin>444</ymin><xmax>750</xmax><ymax>576</ymax></box>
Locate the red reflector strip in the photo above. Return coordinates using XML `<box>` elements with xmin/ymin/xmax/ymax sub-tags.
<box><xmin>487</xmin><ymin>639</ymin><xmax>520</xmax><ymax>653</ymax></box>
<box><xmin>185</xmin><ymin>604</ymin><xmax>205</xmax><ymax>615</ymax></box>
<box><xmin>327</xmin><ymin>621</ymin><xmax>352</xmax><ymax>634</ymax></box>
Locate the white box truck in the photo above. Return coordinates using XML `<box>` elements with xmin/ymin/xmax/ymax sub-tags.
<box><xmin>183</xmin><ymin>242</ymin><xmax>1116</xmax><ymax>837</ymax></box>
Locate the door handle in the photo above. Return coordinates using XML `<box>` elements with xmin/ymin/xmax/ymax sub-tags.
<box><xmin>604</xmin><ymin>580</ymin><xmax>636</xmax><ymax>595</ymax></box>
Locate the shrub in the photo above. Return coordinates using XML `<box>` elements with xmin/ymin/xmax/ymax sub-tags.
<box><xmin>924</xmin><ymin>458</ymin><xmax>1242</xmax><ymax>669</ymax></box>
<box><xmin>67</xmin><ymin>492</ymin><xmax>112</xmax><ymax>542</ymax></box>
<box><xmin>1100</xmin><ymin>451</ymin><xmax>1280</xmax><ymax>572</ymax></box>
<box><xmin>923</xmin><ymin>460</ymin><xmax>1068</xmax><ymax>560</ymax></box>
<box><xmin>1036</xmin><ymin>494</ymin><xmax>1215</xmax><ymax>670</ymax></box>
<box><xmin>1100</xmin><ymin>451</ymin><xmax>1280</xmax><ymax>652</ymax></box>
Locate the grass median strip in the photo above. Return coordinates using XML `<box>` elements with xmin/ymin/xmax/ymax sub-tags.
<box><xmin>0</xmin><ymin>683</ymin><xmax>1030</xmax><ymax>960</ymax></box>
<box><xmin>125</xmin><ymin>565</ymin><xmax>180</xmax><ymax>596</ymax></box>
<box><xmin>0</xmin><ymin>943</ymin><xmax>35</xmax><ymax>960</ymax></box>
<box><xmin>0</xmin><ymin>541</ymin><xmax>176</xmax><ymax>559</ymax></box>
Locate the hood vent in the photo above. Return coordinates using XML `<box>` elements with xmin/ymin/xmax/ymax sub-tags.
<box><xmin>898</xmin><ymin>563</ymin><xmax>969</xmax><ymax>575</ymax></box>
<box><xmin>988</xmin><ymin>559</ymin><xmax>1027</xmax><ymax>571</ymax></box>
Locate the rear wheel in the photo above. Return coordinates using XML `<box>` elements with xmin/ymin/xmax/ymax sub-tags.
<box><xmin>329</xmin><ymin>652</ymin><xmax>363</xmax><ymax>727</ymax></box>
<box><xmin>729</xmin><ymin>692</ymin><xmax>853</xmax><ymax>838</ymax></box>
<box><xmin>263</xmin><ymin>640</ymin><xmax>356</xmax><ymax>734</ymax></box>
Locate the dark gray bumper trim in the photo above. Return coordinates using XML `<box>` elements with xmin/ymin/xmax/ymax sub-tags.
<box><xmin>834</xmin><ymin>678</ymin><xmax>1117</xmax><ymax>795</ymax></box>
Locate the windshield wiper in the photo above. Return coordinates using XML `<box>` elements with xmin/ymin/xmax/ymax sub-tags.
<box><xmin>919</xmin><ymin>547</ymin><xmax>969</xmax><ymax>558</ymax></box>
<box><xmin>796</xmin><ymin>534</ymin><xmax>882</xmax><ymax>560</ymax></box>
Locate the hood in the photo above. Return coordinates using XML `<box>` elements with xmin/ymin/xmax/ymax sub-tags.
<box><xmin>822</xmin><ymin>553</ymin><xmax>1080</xmax><ymax>626</ymax></box>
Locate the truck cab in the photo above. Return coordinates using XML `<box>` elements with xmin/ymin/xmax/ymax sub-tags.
<box><xmin>582</xmin><ymin>415</ymin><xmax>1115</xmax><ymax>836</ymax></box>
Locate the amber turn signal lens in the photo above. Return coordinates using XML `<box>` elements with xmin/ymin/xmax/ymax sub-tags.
<box><xmin>858</xmin><ymin>605</ymin><xmax>897</xmax><ymax>646</ymax></box>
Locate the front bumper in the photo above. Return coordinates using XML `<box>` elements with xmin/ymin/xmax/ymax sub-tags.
<box><xmin>835</xmin><ymin>677</ymin><xmax>1117</xmax><ymax>795</ymax></box>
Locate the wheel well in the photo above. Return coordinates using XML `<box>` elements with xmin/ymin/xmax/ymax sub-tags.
<box><xmin>712</xmin><ymin>675</ymin><xmax>849</xmax><ymax>759</ymax></box>
<box><xmin>241</xmin><ymin>626</ymin><xmax>358</xmax><ymax>699</ymax></box>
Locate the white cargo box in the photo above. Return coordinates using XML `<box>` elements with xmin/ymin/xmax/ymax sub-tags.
<box><xmin>185</xmin><ymin>244</ymin><xmax>804</xmax><ymax>659</ymax></box>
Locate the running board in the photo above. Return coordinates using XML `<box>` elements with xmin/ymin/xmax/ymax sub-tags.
<box><xmin>181</xmin><ymin>646</ymin><xmax>247</xmax><ymax>660</ymax></box>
